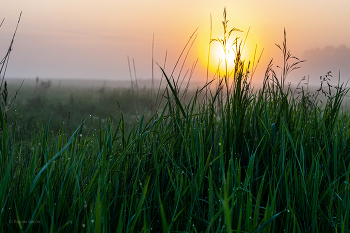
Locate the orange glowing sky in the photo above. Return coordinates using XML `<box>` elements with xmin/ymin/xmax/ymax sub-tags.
<box><xmin>1</xmin><ymin>0</ymin><xmax>350</xmax><ymax>86</ymax></box>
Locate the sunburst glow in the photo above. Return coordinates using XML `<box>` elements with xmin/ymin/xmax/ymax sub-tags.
<box><xmin>204</xmin><ymin>34</ymin><xmax>258</xmax><ymax>77</ymax></box>
<box><xmin>214</xmin><ymin>44</ymin><xmax>237</xmax><ymax>65</ymax></box>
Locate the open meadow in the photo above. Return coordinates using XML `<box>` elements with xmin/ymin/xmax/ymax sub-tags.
<box><xmin>2</xmin><ymin>7</ymin><xmax>350</xmax><ymax>233</ymax></box>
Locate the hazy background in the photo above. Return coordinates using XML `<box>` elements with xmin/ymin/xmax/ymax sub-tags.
<box><xmin>1</xmin><ymin>0</ymin><xmax>350</xmax><ymax>87</ymax></box>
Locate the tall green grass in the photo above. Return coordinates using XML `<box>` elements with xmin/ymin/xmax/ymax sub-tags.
<box><xmin>1</xmin><ymin>8</ymin><xmax>350</xmax><ymax>232</ymax></box>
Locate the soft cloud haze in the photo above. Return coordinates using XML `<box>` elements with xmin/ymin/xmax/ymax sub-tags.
<box><xmin>0</xmin><ymin>0</ymin><xmax>350</xmax><ymax>86</ymax></box>
<box><xmin>302</xmin><ymin>46</ymin><xmax>350</xmax><ymax>83</ymax></box>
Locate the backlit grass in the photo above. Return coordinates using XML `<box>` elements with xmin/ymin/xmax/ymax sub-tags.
<box><xmin>1</xmin><ymin>8</ymin><xmax>350</xmax><ymax>233</ymax></box>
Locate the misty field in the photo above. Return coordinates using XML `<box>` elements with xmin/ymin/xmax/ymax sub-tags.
<box><xmin>2</xmin><ymin>9</ymin><xmax>350</xmax><ymax>233</ymax></box>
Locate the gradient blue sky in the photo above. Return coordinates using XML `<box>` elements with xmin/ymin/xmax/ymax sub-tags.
<box><xmin>1</xmin><ymin>0</ymin><xmax>350</xmax><ymax>85</ymax></box>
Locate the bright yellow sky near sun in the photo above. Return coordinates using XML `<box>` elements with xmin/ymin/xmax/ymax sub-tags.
<box><xmin>1</xmin><ymin>0</ymin><xmax>350</xmax><ymax>85</ymax></box>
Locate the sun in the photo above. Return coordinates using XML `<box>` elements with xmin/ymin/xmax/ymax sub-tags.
<box><xmin>195</xmin><ymin>19</ymin><xmax>260</xmax><ymax>80</ymax></box>
<box><xmin>214</xmin><ymin>44</ymin><xmax>237</xmax><ymax>65</ymax></box>
<box><xmin>198</xmin><ymin>30</ymin><xmax>259</xmax><ymax>78</ymax></box>
<box><xmin>207</xmin><ymin>40</ymin><xmax>253</xmax><ymax>75</ymax></box>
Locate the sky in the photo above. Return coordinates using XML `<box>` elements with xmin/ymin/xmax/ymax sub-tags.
<box><xmin>1</xmin><ymin>0</ymin><xmax>350</xmax><ymax>87</ymax></box>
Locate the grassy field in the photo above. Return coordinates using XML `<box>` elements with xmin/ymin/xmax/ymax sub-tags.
<box><xmin>7</xmin><ymin>76</ymin><xmax>350</xmax><ymax>140</ymax></box>
<box><xmin>7</xmin><ymin>79</ymin><xmax>155</xmax><ymax>139</ymax></box>
<box><xmin>2</xmin><ymin>9</ymin><xmax>350</xmax><ymax>233</ymax></box>
<box><xmin>6</xmin><ymin>78</ymin><xmax>206</xmax><ymax>142</ymax></box>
